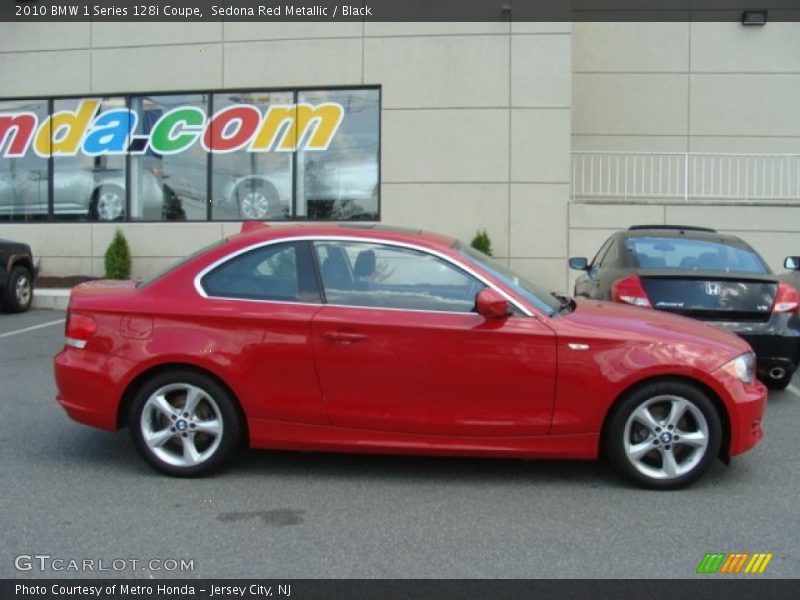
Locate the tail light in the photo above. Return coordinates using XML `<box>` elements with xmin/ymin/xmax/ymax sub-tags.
<box><xmin>65</xmin><ymin>311</ymin><xmax>96</xmax><ymax>349</ymax></box>
<box><xmin>773</xmin><ymin>282</ymin><xmax>799</xmax><ymax>313</ymax></box>
<box><xmin>611</xmin><ymin>275</ymin><xmax>652</xmax><ymax>308</ymax></box>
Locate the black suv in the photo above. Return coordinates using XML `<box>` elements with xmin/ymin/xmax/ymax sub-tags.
<box><xmin>0</xmin><ymin>239</ymin><xmax>36</xmax><ymax>312</ymax></box>
<box><xmin>569</xmin><ymin>225</ymin><xmax>800</xmax><ymax>390</ymax></box>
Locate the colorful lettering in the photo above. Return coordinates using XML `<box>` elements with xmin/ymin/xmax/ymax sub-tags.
<box><xmin>0</xmin><ymin>100</ymin><xmax>345</xmax><ymax>159</ymax></box>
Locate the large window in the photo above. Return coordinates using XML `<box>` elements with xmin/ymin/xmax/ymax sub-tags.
<box><xmin>52</xmin><ymin>96</ymin><xmax>128</xmax><ymax>221</ymax></box>
<box><xmin>0</xmin><ymin>99</ymin><xmax>49</xmax><ymax>221</ymax></box>
<box><xmin>0</xmin><ymin>87</ymin><xmax>380</xmax><ymax>223</ymax></box>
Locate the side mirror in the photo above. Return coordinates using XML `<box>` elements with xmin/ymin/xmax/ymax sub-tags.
<box><xmin>569</xmin><ymin>257</ymin><xmax>589</xmax><ymax>271</ymax></box>
<box><xmin>784</xmin><ymin>256</ymin><xmax>800</xmax><ymax>271</ymax></box>
<box><xmin>476</xmin><ymin>288</ymin><xmax>509</xmax><ymax>319</ymax></box>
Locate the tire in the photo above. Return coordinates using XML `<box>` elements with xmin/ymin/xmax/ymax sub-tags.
<box><xmin>605</xmin><ymin>380</ymin><xmax>722</xmax><ymax>490</ymax></box>
<box><xmin>129</xmin><ymin>370</ymin><xmax>242</xmax><ymax>477</ymax></box>
<box><xmin>2</xmin><ymin>265</ymin><xmax>33</xmax><ymax>313</ymax></box>
<box><xmin>236</xmin><ymin>181</ymin><xmax>278</xmax><ymax>220</ymax></box>
<box><xmin>90</xmin><ymin>185</ymin><xmax>125</xmax><ymax>221</ymax></box>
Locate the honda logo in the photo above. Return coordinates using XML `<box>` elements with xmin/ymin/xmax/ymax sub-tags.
<box><xmin>705</xmin><ymin>282</ymin><xmax>721</xmax><ymax>296</ymax></box>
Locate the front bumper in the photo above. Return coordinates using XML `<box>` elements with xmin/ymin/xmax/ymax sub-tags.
<box><xmin>712</xmin><ymin>368</ymin><xmax>767</xmax><ymax>457</ymax></box>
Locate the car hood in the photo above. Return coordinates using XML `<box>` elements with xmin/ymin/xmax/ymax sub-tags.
<box><xmin>558</xmin><ymin>298</ymin><xmax>752</xmax><ymax>364</ymax></box>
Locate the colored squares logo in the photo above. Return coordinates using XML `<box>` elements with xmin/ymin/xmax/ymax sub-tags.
<box><xmin>697</xmin><ymin>552</ymin><xmax>773</xmax><ymax>574</ymax></box>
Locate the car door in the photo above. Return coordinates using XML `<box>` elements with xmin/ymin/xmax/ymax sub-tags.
<box><xmin>197</xmin><ymin>240</ymin><xmax>327</xmax><ymax>425</ymax></box>
<box><xmin>309</xmin><ymin>239</ymin><xmax>557</xmax><ymax>437</ymax></box>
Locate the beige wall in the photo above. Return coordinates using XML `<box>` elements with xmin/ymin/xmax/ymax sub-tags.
<box><xmin>0</xmin><ymin>21</ymin><xmax>572</xmax><ymax>291</ymax></box>
<box><xmin>2</xmin><ymin>21</ymin><xmax>798</xmax><ymax>295</ymax></box>
<box><xmin>571</xmin><ymin>22</ymin><xmax>800</xmax><ymax>290</ymax></box>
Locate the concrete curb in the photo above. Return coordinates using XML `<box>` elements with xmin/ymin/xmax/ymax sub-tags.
<box><xmin>32</xmin><ymin>289</ymin><xmax>71</xmax><ymax>311</ymax></box>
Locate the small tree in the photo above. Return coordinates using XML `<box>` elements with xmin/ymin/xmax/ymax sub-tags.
<box><xmin>105</xmin><ymin>229</ymin><xmax>132</xmax><ymax>280</ymax></box>
<box><xmin>470</xmin><ymin>229</ymin><xmax>493</xmax><ymax>256</ymax></box>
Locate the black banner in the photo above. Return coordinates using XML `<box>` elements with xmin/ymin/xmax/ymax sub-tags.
<box><xmin>3</xmin><ymin>0</ymin><xmax>800</xmax><ymax>22</ymax></box>
<box><xmin>2</xmin><ymin>580</ymin><xmax>800</xmax><ymax>600</ymax></box>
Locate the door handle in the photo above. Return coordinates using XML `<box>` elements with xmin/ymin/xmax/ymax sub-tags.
<box><xmin>322</xmin><ymin>331</ymin><xmax>367</xmax><ymax>344</ymax></box>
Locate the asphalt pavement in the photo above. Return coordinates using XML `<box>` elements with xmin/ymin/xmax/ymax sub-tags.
<box><xmin>1</xmin><ymin>309</ymin><xmax>799</xmax><ymax>579</ymax></box>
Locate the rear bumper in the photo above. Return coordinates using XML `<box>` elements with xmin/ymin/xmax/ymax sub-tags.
<box><xmin>54</xmin><ymin>347</ymin><xmax>132</xmax><ymax>432</ymax></box>
<box><xmin>739</xmin><ymin>334</ymin><xmax>800</xmax><ymax>378</ymax></box>
<box><xmin>708</xmin><ymin>314</ymin><xmax>800</xmax><ymax>379</ymax></box>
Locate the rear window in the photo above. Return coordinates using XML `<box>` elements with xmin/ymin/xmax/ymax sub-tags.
<box><xmin>625</xmin><ymin>237</ymin><xmax>768</xmax><ymax>274</ymax></box>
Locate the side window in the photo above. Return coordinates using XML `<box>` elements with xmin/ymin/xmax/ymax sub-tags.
<box><xmin>313</xmin><ymin>241</ymin><xmax>483</xmax><ymax>313</ymax></box>
<box><xmin>201</xmin><ymin>241</ymin><xmax>321</xmax><ymax>303</ymax></box>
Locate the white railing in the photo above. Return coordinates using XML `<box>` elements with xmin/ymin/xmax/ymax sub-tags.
<box><xmin>572</xmin><ymin>152</ymin><xmax>800</xmax><ymax>203</ymax></box>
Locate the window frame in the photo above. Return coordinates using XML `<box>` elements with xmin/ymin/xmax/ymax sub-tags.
<box><xmin>311</xmin><ymin>239</ymin><xmax>486</xmax><ymax>314</ymax></box>
<box><xmin>199</xmin><ymin>240</ymin><xmax>322</xmax><ymax>304</ymax></box>
<box><xmin>0</xmin><ymin>85</ymin><xmax>381</xmax><ymax>224</ymax></box>
<box><xmin>193</xmin><ymin>236</ymin><xmax>534</xmax><ymax>317</ymax></box>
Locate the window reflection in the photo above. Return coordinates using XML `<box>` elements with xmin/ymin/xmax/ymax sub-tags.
<box><xmin>297</xmin><ymin>89</ymin><xmax>379</xmax><ymax>221</ymax></box>
<box><xmin>210</xmin><ymin>91</ymin><xmax>293</xmax><ymax>221</ymax></box>
<box><xmin>53</xmin><ymin>97</ymin><xmax>128</xmax><ymax>221</ymax></box>
<box><xmin>0</xmin><ymin>99</ymin><xmax>49</xmax><ymax>221</ymax></box>
<box><xmin>129</xmin><ymin>95</ymin><xmax>208</xmax><ymax>221</ymax></box>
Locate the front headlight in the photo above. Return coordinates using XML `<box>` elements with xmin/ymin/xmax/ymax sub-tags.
<box><xmin>720</xmin><ymin>353</ymin><xmax>756</xmax><ymax>384</ymax></box>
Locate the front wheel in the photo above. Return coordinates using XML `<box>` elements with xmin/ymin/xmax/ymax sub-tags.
<box><xmin>129</xmin><ymin>370</ymin><xmax>242</xmax><ymax>476</ymax></box>
<box><xmin>605</xmin><ymin>380</ymin><xmax>722</xmax><ymax>490</ymax></box>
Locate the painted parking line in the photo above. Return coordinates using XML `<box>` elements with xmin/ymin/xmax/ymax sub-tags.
<box><xmin>0</xmin><ymin>319</ymin><xmax>65</xmax><ymax>339</ymax></box>
<box><xmin>785</xmin><ymin>384</ymin><xmax>800</xmax><ymax>398</ymax></box>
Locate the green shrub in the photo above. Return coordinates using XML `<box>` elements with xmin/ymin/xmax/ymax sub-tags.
<box><xmin>104</xmin><ymin>229</ymin><xmax>132</xmax><ymax>280</ymax></box>
<box><xmin>470</xmin><ymin>229</ymin><xmax>493</xmax><ymax>256</ymax></box>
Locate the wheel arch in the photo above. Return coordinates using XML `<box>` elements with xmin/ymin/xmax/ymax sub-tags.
<box><xmin>7</xmin><ymin>254</ymin><xmax>34</xmax><ymax>275</ymax></box>
<box><xmin>600</xmin><ymin>374</ymin><xmax>732</xmax><ymax>463</ymax></box>
<box><xmin>116</xmin><ymin>362</ymin><xmax>249</xmax><ymax>446</ymax></box>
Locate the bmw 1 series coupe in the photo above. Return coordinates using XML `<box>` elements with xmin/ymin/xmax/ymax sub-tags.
<box><xmin>55</xmin><ymin>224</ymin><xmax>766</xmax><ymax>489</ymax></box>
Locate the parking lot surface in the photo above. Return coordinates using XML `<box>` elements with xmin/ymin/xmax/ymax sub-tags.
<box><xmin>1</xmin><ymin>309</ymin><xmax>799</xmax><ymax>579</ymax></box>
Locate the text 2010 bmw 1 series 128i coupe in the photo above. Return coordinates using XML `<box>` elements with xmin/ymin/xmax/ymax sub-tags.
<box><xmin>55</xmin><ymin>224</ymin><xmax>766</xmax><ymax>489</ymax></box>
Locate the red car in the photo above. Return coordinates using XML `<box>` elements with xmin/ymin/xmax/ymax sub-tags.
<box><xmin>55</xmin><ymin>224</ymin><xmax>766</xmax><ymax>489</ymax></box>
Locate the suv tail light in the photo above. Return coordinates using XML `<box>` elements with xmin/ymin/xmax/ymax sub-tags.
<box><xmin>611</xmin><ymin>275</ymin><xmax>652</xmax><ymax>308</ymax></box>
<box><xmin>773</xmin><ymin>282</ymin><xmax>799</xmax><ymax>314</ymax></box>
<box><xmin>65</xmin><ymin>311</ymin><xmax>96</xmax><ymax>349</ymax></box>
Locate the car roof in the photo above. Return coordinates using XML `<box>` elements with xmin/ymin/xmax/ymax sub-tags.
<box><xmin>228</xmin><ymin>223</ymin><xmax>459</xmax><ymax>250</ymax></box>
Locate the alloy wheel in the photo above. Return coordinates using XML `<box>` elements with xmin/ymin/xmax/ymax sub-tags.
<box><xmin>139</xmin><ymin>383</ymin><xmax>224</xmax><ymax>468</ymax></box>
<box><xmin>623</xmin><ymin>394</ymin><xmax>710</xmax><ymax>481</ymax></box>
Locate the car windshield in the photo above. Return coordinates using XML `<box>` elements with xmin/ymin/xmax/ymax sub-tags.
<box><xmin>625</xmin><ymin>237</ymin><xmax>769</xmax><ymax>273</ymax></box>
<box><xmin>455</xmin><ymin>242</ymin><xmax>560</xmax><ymax>315</ymax></box>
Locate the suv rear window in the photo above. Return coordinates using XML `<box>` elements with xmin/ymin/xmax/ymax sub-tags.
<box><xmin>625</xmin><ymin>237</ymin><xmax>768</xmax><ymax>273</ymax></box>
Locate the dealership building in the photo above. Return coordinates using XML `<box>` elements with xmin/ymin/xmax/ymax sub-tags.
<box><xmin>0</xmin><ymin>19</ymin><xmax>799</xmax><ymax>293</ymax></box>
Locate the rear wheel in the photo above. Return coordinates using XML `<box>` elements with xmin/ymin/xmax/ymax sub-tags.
<box><xmin>605</xmin><ymin>380</ymin><xmax>722</xmax><ymax>490</ymax></box>
<box><xmin>129</xmin><ymin>370</ymin><xmax>242</xmax><ymax>476</ymax></box>
<box><xmin>1</xmin><ymin>265</ymin><xmax>33</xmax><ymax>312</ymax></box>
